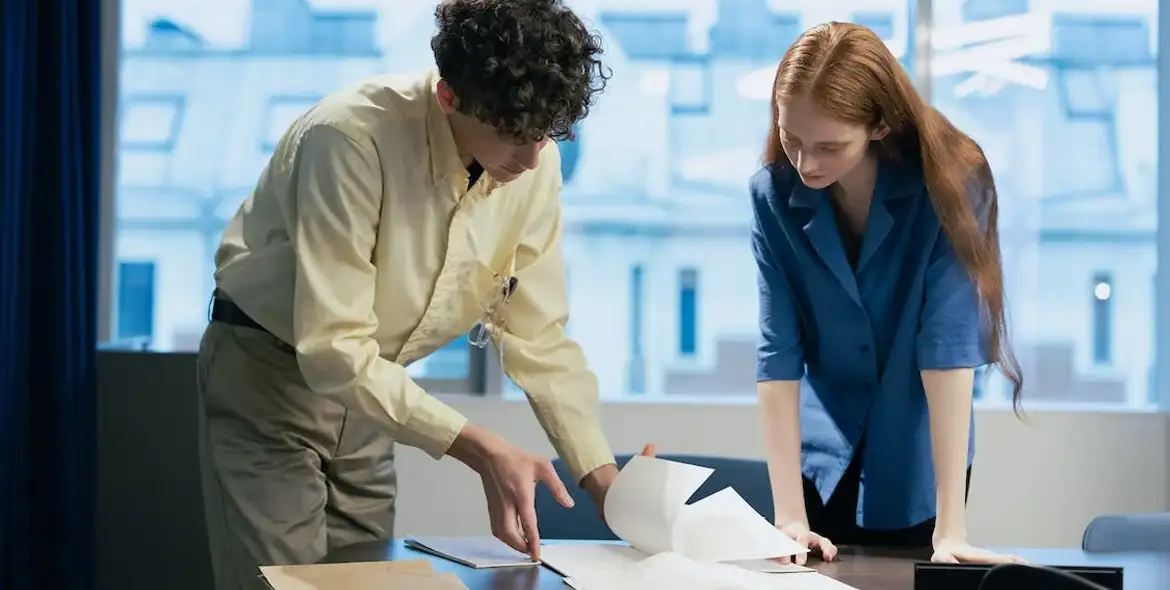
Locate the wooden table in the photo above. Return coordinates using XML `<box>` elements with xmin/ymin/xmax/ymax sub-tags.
<box><xmin>321</xmin><ymin>540</ymin><xmax>1170</xmax><ymax>589</ymax></box>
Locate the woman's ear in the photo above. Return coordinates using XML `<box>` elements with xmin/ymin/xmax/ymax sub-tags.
<box><xmin>869</xmin><ymin>121</ymin><xmax>891</xmax><ymax>141</ymax></box>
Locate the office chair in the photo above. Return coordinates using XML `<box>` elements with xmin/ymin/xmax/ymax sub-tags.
<box><xmin>979</xmin><ymin>563</ymin><xmax>1109</xmax><ymax>590</ymax></box>
<box><xmin>533</xmin><ymin>454</ymin><xmax>772</xmax><ymax>541</ymax></box>
<box><xmin>1081</xmin><ymin>513</ymin><xmax>1170</xmax><ymax>553</ymax></box>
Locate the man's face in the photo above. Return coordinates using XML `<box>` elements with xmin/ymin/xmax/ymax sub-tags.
<box><xmin>437</xmin><ymin>80</ymin><xmax>549</xmax><ymax>183</ymax></box>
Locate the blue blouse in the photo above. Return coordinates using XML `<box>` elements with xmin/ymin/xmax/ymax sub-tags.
<box><xmin>750</xmin><ymin>160</ymin><xmax>990</xmax><ymax>530</ymax></box>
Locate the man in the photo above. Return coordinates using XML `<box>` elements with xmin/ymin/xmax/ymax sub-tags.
<box><xmin>196</xmin><ymin>2</ymin><xmax>632</xmax><ymax>588</ymax></box>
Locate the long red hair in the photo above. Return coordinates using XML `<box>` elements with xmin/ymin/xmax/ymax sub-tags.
<box><xmin>765</xmin><ymin>22</ymin><xmax>1023</xmax><ymax>411</ymax></box>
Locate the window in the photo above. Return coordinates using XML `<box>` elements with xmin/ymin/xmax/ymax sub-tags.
<box><xmin>960</xmin><ymin>0</ymin><xmax>1028</xmax><ymax>22</ymax></box>
<box><xmin>678</xmin><ymin>268</ymin><xmax>698</xmax><ymax>356</ymax></box>
<box><xmin>262</xmin><ymin>96</ymin><xmax>321</xmax><ymax>152</ymax></box>
<box><xmin>558</xmin><ymin>128</ymin><xmax>583</xmax><ymax>184</ymax></box>
<box><xmin>110</xmin><ymin>0</ymin><xmax>1164</xmax><ymax>408</ymax></box>
<box><xmin>669</xmin><ymin>57</ymin><xmax>713</xmax><ymax>116</ymax></box>
<box><xmin>628</xmin><ymin>265</ymin><xmax>646</xmax><ymax>394</ymax></box>
<box><xmin>930</xmin><ymin>1</ymin><xmax>1157</xmax><ymax>407</ymax></box>
<box><xmin>115</xmin><ymin>261</ymin><xmax>156</xmax><ymax>349</ymax></box>
<box><xmin>852</xmin><ymin>12</ymin><xmax>896</xmax><ymax>39</ymax></box>
<box><xmin>112</xmin><ymin>0</ymin><xmax>471</xmax><ymax>385</ymax></box>
<box><xmin>120</xmin><ymin>96</ymin><xmax>184</xmax><ymax>150</ymax></box>
<box><xmin>1092</xmin><ymin>272</ymin><xmax>1114</xmax><ymax>366</ymax></box>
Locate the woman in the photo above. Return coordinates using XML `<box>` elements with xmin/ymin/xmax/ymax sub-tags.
<box><xmin>750</xmin><ymin>22</ymin><xmax>1024</xmax><ymax>565</ymax></box>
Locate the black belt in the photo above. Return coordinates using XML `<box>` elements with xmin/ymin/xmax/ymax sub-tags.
<box><xmin>208</xmin><ymin>290</ymin><xmax>295</xmax><ymax>347</ymax></box>
<box><xmin>209</xmin><ymin>293</ymin><xmax>264</xmax><ymax>331</ymax></box>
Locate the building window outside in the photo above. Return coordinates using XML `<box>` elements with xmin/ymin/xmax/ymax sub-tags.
<box><xmin>115</xmin><ymin>261</ymin><xmax>156</xmax><ymax>348</ymax></box>
<box><xmin>120</xmin><ymin>96</ymin><xmax>185</xmax><ymax>151</ymax></box>
<box><xmin>1092</xmin><ymin>272</ymin><xmax>1114</xmax><ymax>366</ymax></box>
<box><xmin>678</xmin><ymin>268</ymin><xmax>698</xmax><ymax>356</ymax></box>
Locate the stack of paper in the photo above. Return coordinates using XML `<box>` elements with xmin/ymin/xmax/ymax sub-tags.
<box><xmin>540</xmin><ymin>455</ymin><xmax>859</xmax><ymax>590</ymax></box>
<box><xmin>259</xmin><ymin>558</ymin><xmax>468</xmax><ymax>590</ymax></box>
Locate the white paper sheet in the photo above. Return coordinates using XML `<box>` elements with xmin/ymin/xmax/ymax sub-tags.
<box><xmin>540</xmin><ymin>456</ymin><xmax>841</xmax><ymax>590</ymax></box>
<box><xmin>725</xmin><ymin>559</ymin><xmax>813</xmax><ymax>574</ymax></box>
<box><xmin>597</xmin><ymin>552</ymin><xmax>787</xmax><ymax>590</ymax></box>
<box><xmin>541</xmin><ymin>544</ymin><xmax>647</xmax><ymax>588</ymax></box>
<box><xmin>600</xmin><ymin>456</ymin><xmax>808</xmax><ymax>561</ymax></box>
<box><xmin>602</xmin><ymin>454</ymin><xmax>714</xmax><ymax>555</ymax></box>
<box><xmin>543</xmin><ymin>548</ymin><xmax>830</xmax><ymax>590</ymax></box>
<box><xmin>673</xmin><ymin>487</ymin><xmax>810</xmax><ymax>562</ymax></box>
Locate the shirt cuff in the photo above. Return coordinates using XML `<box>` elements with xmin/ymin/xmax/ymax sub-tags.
<box><xmin>397</xmin><ymin>385</ymin><xmax>470</xmax><ymax>460</ymax></box>
<box><xmin>756</xmin><ymin>351</ymin><xmax>804</xmax><ymax>382</ymax></box>
<box><xmin>555</xmin><ymin>423</ymin><xmax>617</xmax><ymax>486</ymax></box>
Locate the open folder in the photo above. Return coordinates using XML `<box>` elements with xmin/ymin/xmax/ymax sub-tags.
<box><xmin>540</xmin><ymin>455</ymin><xmax>858</xmax><ymax>590</ymax></box>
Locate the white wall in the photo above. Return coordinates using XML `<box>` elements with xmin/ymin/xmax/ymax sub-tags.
<box><xmin>396</xmin><ymin>397</ymin><xmax>1170</xmax><ymax>548</ymax></box>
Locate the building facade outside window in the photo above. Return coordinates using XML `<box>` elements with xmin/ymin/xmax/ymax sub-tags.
<box><xmin>112</xmin><ymin>0</ymin><xmax>1161</xmax><ymax>408</ymax></box>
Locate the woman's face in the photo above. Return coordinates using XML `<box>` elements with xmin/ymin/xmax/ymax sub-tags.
<box><xmin>775</xmin><ymin>95</ymin><xmax>882</xmax><ymax>190</ymax></box>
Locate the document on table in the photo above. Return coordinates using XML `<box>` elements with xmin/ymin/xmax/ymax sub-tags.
<box><xmin>540</xmin><ymin>455</ymin><xmax>858</xmax><ymax>590</ymax></box>
<box><xmin>259</xmin><ymin>559</ymin><xmax>468</xmax><ymax>590</ymax></box>
<box><xmin>404</xmin><ymin>536</ymin><xmax>539</xmax><ymax>569</ymax></box>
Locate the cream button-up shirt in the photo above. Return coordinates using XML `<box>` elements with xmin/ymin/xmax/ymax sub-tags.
<box><xmin>214</xmin><ymin>70</ymin><xmax>614</xmax><ymax>482</ymax></box>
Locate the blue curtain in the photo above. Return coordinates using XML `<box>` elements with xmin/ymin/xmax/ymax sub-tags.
<box><xmin>0</xmin><ymin>0</ymin><xmax>102</xmax><ymax>588</ymax></box>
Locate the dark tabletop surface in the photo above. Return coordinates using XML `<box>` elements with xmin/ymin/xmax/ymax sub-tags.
<box><xmin>320</xmin><ymin>540</ymin><xmax>1170</xmax><ymax>590</ymax></box>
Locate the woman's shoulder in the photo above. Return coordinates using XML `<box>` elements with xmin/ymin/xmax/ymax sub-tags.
<box><xmin>749</xmin><ymin>162</ymin><xmax>800</xmax><ymax>211</ymax></box>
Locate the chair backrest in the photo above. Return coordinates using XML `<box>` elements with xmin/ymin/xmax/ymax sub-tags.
<box><xmin>979</xmin><ymin>564</ymin><xmax>1108</xmax><ymax>590</ymax></box>
<box><xmin>1081</xmin><ymin>513</ymin><xmax>1170</xmax><ymax>553</ymax></box>
<box><xmin>533</xmin><ymin>454</ymin><xmax>772</xmax><ymax>541</ymax></box>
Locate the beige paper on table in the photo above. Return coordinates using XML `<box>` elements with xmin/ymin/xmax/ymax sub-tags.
<box><xmin>259</xmin><ymin>559</ymin><xmax>468</xmax><ymax>590</ymax></box>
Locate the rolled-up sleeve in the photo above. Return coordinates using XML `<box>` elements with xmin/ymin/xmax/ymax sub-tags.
<box><xmin>917</xmin><ymin>181</ymin><xmax>994</xmax><ymax>370</ymax></box>
<box><xmin>289</xmin><ymin>124</ymin><xmax>468</xmax><ymax>459</ymax></box>
<box><xmin>751</xmin><ymin>176</ymin><xmax>805</xmax><ymax>382</ymax></box>
<box><xmin>496</xmin><ymin>149</ymin><xmax>615</xmax><ymax>485</ymax></box>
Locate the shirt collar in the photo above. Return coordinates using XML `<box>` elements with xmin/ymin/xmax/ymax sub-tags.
<box><xmin>423</xmin><ymin>70</ymin><xmax>468</xmax><ymax>187</ymax></box>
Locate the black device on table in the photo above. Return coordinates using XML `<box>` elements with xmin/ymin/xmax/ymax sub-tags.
<box><xmin>913</xmin><ymin>561</ymin><xmax>1122</xmax><ymax>590</ymax></box>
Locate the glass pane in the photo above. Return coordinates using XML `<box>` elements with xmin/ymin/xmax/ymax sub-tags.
<box><xmin>930</xmin><ymin>1</ymin><xmax>1157</xmax><ymax>407</ymax></box>
<box><xmin>489</xmin><ymin>1</ymin><xmax>913</xmax><ymax>399</ymax></box>
<box><xmin>551</xmin><ymin>0</ymin><xmax>916</xmax><ymax>400</ymax></box>
<box><xmin>114</xmin><ymin>0</ymin><xmax>470</xmax><ymax>379</ymax></box>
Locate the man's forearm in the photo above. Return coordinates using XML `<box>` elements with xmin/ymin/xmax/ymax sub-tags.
<box><xmin>297</xmin><ymin>334</ymin><xmax>469</xmax><ymax>459</ymax></box>
<box><xmin>922</xmin><ymin>368</ymin><xmax>976</xmax><ymax>540</ymax></box>
<box><xmin>501</xmin><ymin>333</ymin><xmax>615</xmax><ymax>483</ymax></box>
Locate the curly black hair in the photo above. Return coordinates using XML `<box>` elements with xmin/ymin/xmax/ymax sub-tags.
<box><xmin>431</xmin><ymin>0</ymin><xmax>610</xmax><ymax>142</ymax></box>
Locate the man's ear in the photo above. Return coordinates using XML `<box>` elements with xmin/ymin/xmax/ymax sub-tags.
<box><xmin>435</xmin><ymin>79</ymin><xmax>458</xmax><ymax>114</ymax></box>
<box><xmin>869</xmin><ymin>121</ymin><xmax>891</xmax><ymax>141</ymax></box>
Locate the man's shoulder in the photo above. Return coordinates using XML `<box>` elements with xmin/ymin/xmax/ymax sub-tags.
<box><xmin>298</xmin><ymin>71</ymin><xmax>434</xmax><ymax>145</ymax></box>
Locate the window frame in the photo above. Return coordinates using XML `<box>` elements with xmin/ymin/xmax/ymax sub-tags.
<box><xmin>1155</xmin><ymin>0</ymin><xmax>1170</xmax><ymax>410</ymax></box>
<box><xmin>97</xmin><ymin>0</ymin><xmax>1170</xmax><ymax>409</ymax></box>
<box><xmin>99</xmin><ymin>0</ymin><xmax>482</xmax><ymax>394</ymax></box>
<box><xmin>119</xmin><ymin>95</ymin><xmax>186</xmax><ymax>151</ymax></box>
